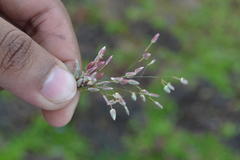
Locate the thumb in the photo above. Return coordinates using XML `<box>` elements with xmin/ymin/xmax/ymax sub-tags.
<box><xmin>0</xmin><ymin>17</ymin><xmax>77</xmax><ymax>110</ymax></box>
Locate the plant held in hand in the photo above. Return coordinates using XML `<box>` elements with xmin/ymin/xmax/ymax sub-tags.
<box><xmin>73</xmin><ymin>33</ymin><xmax>188</xmax><ymax>120</ymax></box>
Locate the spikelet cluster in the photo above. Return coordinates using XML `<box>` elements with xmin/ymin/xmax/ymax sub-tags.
<box><xmin>73</xmin><ymin>33</ymin><xmax>188</xmax><ymax>120</ymax></box>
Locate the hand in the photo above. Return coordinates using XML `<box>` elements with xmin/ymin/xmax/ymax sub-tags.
<box><xmin>0</xmin><ymin>0</ymin><xmax>81</xmax><ymax>127</ymax></box>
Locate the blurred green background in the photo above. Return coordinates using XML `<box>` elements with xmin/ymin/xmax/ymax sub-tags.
<box><xmin>1</xmin><ymin>0</ymin><xmax>240</xmax><ymax>159</ymax></box>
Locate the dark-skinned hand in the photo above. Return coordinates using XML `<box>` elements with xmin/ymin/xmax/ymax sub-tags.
<box><xmin>0</xmin><ymin>0</ymin><xmax>81</xmax><ymax>127</ymax></box>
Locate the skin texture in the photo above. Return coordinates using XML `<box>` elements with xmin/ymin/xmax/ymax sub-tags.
<box><xmin>0</xmin><ymin>0</ymin><xmax>81</xmax><ymax>127</ymax></box>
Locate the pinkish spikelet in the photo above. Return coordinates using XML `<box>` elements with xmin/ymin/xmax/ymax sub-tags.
<box><xmin>134</xmin><ymin>67</ymin><xmax>144</xmax><ymax>74</ymax></box>
<box><xmin>147</xmin><ymin>93</ymin><xmax>160</xmax><ymax>98</ymax></box>
<box><xmin>86</xmin><ymin>61</ymin><xmax>95</xmax><ymax>70</ymax></box>
<box><xmin>125</xmin><ymin>72</ymin><xmax>136</xmax><ymax>78</ymax></box>
<box><xmin>142</xmin><ymin>53</ymin><xmax>151</xmax><ymax>60</ymax></box>
<box><xmin>151</xmin><ymin>33</ymin><xmax>160</xmax><ymax>43</ymax></box>
<box><xmin>87</xmin><ymin>66</ymin><xmax>98</xmax><ymax>74</ymax></box>
<box><xmin>95</xmin><ymin>46</ymin><xmax>106</xmax><ymax>61</ymax></box>
<box><xmin>97</xmin><ymin>61</ymin><xmax>105</xmax><ymax>68</ymax></box>
<box><xmin>105</xmin><ymin>56</ymin><xmax>113</xmax><ymax>66</ymax></box>
<box><xmin>125</xmin><ymin>67</ymin><xmax>144</xmax><ymax>78</ymax></box>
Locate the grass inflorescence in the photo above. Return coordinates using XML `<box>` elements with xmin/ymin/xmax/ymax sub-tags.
<box><xmin>73</xmin><ymin>33</ymin><xmax>188</xmax><ymax>120</ymax></box>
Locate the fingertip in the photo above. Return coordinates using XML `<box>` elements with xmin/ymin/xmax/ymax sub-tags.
<box><xmin>40</xmin><ymin>65</ymin><xmax>77</xmax><ymax>105</ymax></box>
<box><xmin>42</xmin><ymin>91</ymin><xmax>80</xmax><ymax>127</ymax></box>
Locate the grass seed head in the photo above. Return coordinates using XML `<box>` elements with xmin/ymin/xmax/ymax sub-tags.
<box><xmin>75</xmin><ymin>32</ymin><xmax>188</xmax><ymax>121</ymax></box>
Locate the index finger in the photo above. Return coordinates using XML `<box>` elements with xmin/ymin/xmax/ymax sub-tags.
<box><xmin>0</xmin><ymin>0</ymin><xmax>81</xmax><ymax>63</ymax></box>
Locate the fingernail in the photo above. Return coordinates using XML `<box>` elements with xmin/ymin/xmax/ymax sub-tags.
<box><xmin>41</xmin><ymin>66</ymin><xmax>77</xmax><ymax>104</ymax></box>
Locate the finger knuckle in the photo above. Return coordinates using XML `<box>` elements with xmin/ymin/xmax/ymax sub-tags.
<box><xmin>0</xmin><ymin>30</ymin><xmax>32</xmax><ymax>72</ymax></box>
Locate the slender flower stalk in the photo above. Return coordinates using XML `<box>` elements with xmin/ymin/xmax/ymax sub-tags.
<box><xmin>73</xmin><ymin>33</ymin><xmax>188</xmax><ymax>120</ymax></box>
<box><xmin>124</xmin><ymin>106</ymin><xmax>130</xmax><ymax>116</ymax></box>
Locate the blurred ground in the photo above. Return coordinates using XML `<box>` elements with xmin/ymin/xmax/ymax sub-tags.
<box><xmin>0</xmin><ymin>0</ymin><xmax>240</xmax><ymax>159</ymax></box>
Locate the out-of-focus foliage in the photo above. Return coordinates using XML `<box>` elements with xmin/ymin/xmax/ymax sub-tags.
<box><xmin>0</xmin><ymin>0</ymin><xmax>240</xmax><ymax>159</ymax></box>
<box><xmin>0</xmin><ymin>118</ymin><xmax>90</xmax><ymax>160</ymax></box>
